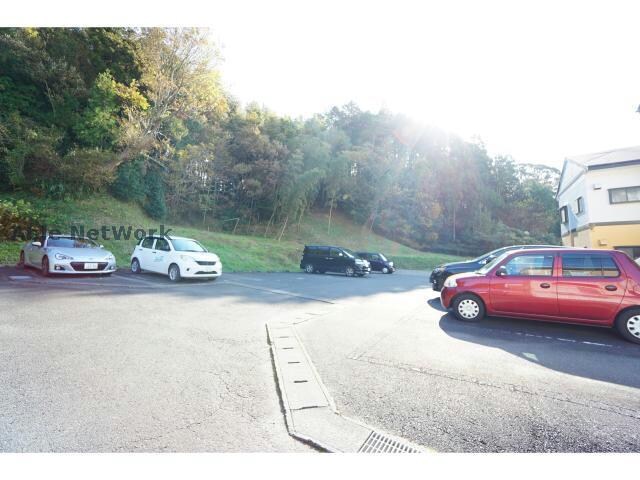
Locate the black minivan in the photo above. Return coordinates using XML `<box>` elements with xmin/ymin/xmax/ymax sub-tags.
<box><xmin>300</xmin><ymin>246</ymin><xmax>371</xmax><ymax>277</ymax></box>
<box><xmin>355</xmin><ymin>252</ymin><xmax>395</xmax><ymax>274</ymax></box>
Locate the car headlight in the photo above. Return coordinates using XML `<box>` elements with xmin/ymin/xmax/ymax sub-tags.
<box><xmin>54</xmin><ymin>253</ymin><xmax>73</xmax><ymax>260</ymax></box>
<box><xmin>433</xmin><ymin>266</ymin><xmax>445</xmax><ymax>273</ymax></box>
<box><xmin>180</xmin><ymin>255</ymin><xmax>195</xmax><ymax>262</ymax></box>
<box><xmin>106</xmin><ymin>254</ymin><xmax>115</xmax><ymax>261</ymax></box>
<box><xmin>443</xmin><ymin>276</ymin><xmax>458</xmax><ymax>288</ymax></box>
<box><xmin>388</xmin><ymin>262</ymin><xmax>394</xmax><ymax>267</ymax></box>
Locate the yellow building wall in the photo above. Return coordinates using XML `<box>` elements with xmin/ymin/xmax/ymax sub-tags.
<box><xmin>562</xmin><ymin>223</ymin><xmax>640</xmax><ymax>249</ymax></box>
<box><xmin>589</xmin><ymin>223</ymin><xmax>640</xmax><ymax>249</ymax></box>
<box><xmin>561</xmin><ymin>228</ymin><xmax>593</xmax><ymax>248</ymax></box>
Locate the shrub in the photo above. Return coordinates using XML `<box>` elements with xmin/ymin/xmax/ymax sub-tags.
<box><xmin>111</xmin><ymin>159</ymin><xmax>146</xmax><ymax>202</ymax></box>
<box><xmin>143</xmin><ymin>169</ymin><xmax>167</xmax><ymax>220</ymax></box>
<box><xmin>0</xmin><ymin>199</ymin><xmax>42</xmax><ymax>240</ymax></box>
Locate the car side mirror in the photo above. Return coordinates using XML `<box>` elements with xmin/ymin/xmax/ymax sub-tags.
<box><xmin>496</xmin><ymin>266</ymin><xmax>508</xmax><ymax>277</ymax></box>
<box><xmin>31</xmin><ymin>241</ymin><xmax>41</xmax><ymax>247</ymax></box>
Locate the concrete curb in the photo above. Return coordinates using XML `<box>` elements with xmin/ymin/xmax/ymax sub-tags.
<box><xmin>266</xmin><ymin>322</ymin><xmax>427</xmax><ymax>453</ymax></box>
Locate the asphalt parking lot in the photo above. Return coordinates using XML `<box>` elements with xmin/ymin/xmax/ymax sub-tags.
<box><xmin>1</xmin><ymin>266</ymin><xmax>639</xmax><ymax>452</ymax></box>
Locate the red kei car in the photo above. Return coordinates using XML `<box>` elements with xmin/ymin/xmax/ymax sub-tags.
<box><xmin>440</xmin><ymin>248</ymin><xmax>640</xmax><ymax>344</ymax></box>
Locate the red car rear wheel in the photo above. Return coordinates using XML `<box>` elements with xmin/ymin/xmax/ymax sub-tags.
<box><xmin>615</xmin><ymin>308</ymin><xmax>640</xmax><ymax>345</ymax></box>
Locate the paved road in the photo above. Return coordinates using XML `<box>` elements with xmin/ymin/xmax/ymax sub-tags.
<box><xmin>0</xmin><ymin>267</ymin><xmax>323</xmax><ymax>452</ymax></box>
<box><xmin>1</xmin><ymin>266</ymin><xmax>638</xmax><ymax>452</ymax></box>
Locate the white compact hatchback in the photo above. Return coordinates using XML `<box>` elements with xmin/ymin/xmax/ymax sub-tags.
<box><xmin>130</xmin><ymin>235</ymin><xmax>222</xmax><ymax>282</ymax></box>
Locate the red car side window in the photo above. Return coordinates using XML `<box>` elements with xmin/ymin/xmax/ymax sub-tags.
<box><xmin>561</xmin><ymin>254</ymin><xmax>620</xmax><ymax>278</ymax></box>
<box><xmin>501</xmin><ymin>254</ymin><xmax>554</xmax><ymax>276</ymax></box>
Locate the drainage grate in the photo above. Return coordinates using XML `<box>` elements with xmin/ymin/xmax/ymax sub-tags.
<box><xmin>358</xmin><ymin>431</ymin><xmax>421</xmax><ymax>453</ymax></box>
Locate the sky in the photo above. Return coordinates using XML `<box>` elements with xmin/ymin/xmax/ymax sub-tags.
<box><xmin>204</xmin><ymin>0</ymin><xmax>640</xmax><ymax>169</ymax></box>
<box><xmin>9</xmin><ymin>0</ymin><xmax>640</xmax><ymax>169</ymax></box>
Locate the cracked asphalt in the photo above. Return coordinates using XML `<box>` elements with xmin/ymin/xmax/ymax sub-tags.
<box><xmin>1</xmin><ymin>266</ymin><xmax>639</xmax><ymax>452</ymax></box>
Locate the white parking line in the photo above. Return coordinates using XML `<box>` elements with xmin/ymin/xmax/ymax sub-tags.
<box><xmin>508</xmin><ymin>330</ymin><xmax>615</xmax><ymax>348</ymax></box>
<box><xmin>582</xmin><ymin>341</ymin><xmax>611</xmax><ymax>347</ymax></box>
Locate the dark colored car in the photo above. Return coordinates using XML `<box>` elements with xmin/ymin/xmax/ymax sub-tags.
<box><xmin>356</xmin><ymin>252</ymin><xmax>395</xmax><ymax>274</ymax></box>
<box><xmin>429</xmin><ymin>245</ymin><xmax>565</xmax><ymax>291</ymax></box>
<box><xmin>440</xmin><ymin>248</ymin><xmax>640</xmax><ymax>344</ymax></box>
<box><xmin>300</xmin><ymin>245</ymin><xmax>371</xmax><ymax>277</ymax></box>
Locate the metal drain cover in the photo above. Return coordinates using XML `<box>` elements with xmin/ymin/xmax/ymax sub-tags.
<box><xmin>358</xmin><ymin>431</ymin><xmax>421</xmax><ymax>453</ymax></box>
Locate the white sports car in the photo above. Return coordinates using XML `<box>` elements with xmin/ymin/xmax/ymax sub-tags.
<box><xmin>130</xmin><ymin>235</ymin><xmax>222</xmax><ymax>282</ymax></box>
<box><xmin>20</xmin><ymin>235</ymin><xmax>117</xmax><ymax>276</ymax></box>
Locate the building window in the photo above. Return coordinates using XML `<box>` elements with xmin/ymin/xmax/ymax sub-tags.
<box><xmin>575</xmin><ymin>196</ymin><xmax>584</xmax><ymax>214</ymax></box>
<box><xmin>609</xmin><ymin>186</ymin><xmax>640</xmax><ymax>204</ymax></box>
<box><xmin>559</xmin><ymin>206</ymin><xmax>568</xmax><ymax>224</ymax></box>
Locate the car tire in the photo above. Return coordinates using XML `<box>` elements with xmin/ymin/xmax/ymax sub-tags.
<box><xmin>452</xmin><ymin>293</ymin><xmax>485</xmax><ymax>322</ymax></box>
<box><xmin>18</xmin><ymin>251</ymin><xmax>25</xmax><ymax>268</ymax></box>
<box><xmin>345</xmin><ymin>266</ymin><xmax>355</xmax><ymax>277</ymax></box>
<box><xmin>382</xmin><ymin>267</ymin><xmax>389</xmax><ymax>274</ymax></box>
<box><xmin>168</xmin><ymin>263</ymin><xmax>181</xmax><ymax>282</ymax></box>
<box><xmin>131</xmin><ymin>258</ymin><xmax>141</xmax><ymax>274</ymax></box>
<box><xmin>41</xmin><ymin>256</ymin><xmax>50</xmax><ymax>277</ymax></box>
<box><xmin>615</xmin><ymin>308</ymin><xmax>640</xmax><ymax>345</ymax></box>
<box><xmin>304</xmin><ymin>264</ymin><xmax>315</xmax><ymax>274</ymax></box>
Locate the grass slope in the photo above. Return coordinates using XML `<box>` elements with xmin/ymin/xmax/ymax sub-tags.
<box><xmin>0</xmin><ymin>194</ymin><xmax>465</xmax><ymax>272</ymax></box>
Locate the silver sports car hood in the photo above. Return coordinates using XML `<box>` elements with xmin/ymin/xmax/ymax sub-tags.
<box><xmin>47</xmin><ymin>247</ymin><xmax>113</xmax><ymax>260</ymax></box>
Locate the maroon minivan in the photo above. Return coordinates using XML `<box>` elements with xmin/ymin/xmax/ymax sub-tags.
<box><xmin>440</xmin><ymin>248</ymin><xmax>640</xmax><ymax>344</ymax></box>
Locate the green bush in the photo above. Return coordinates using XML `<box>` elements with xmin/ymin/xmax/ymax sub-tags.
<box><xmin>111</xmin><ymin>159</ymin><xmax>146</xmax><ymax>202</ymax></box>
<box><xmin>143</xmin><ymin>169</ymin><xmax>167</xmax><ymax>220</ymax></box>
<box><xmin>0</xmin><ymin>199</ymin><xmax>42</xmax><ymax>240</ymax></box>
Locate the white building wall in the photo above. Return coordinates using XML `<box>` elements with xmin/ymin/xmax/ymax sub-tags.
<box><xmin>557</xmin><ymin>169</ymin><xmax>589</xmax><ymax>236</ymax></box>
<box><xmin>585</xmin><ymin>164</ymin><xmax>640</xmax><ymax>224</ymax></box>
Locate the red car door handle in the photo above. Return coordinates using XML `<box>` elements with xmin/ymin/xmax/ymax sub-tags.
<box><xmin>605</xmin><ymin>285</ymin><xmax>617</xmax><ymax>291</ymax></box>
<box><xmin>540</xmin><ymin>283</ymin><xmax>551</xmax><ymax>289</ymax></box>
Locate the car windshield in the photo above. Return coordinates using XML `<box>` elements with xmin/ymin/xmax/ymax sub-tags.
<box><xmin>342</xmin><ymin>249</ymin><xmax>356</xmax><ymax>259</ymax></box>
<box><xmin>378</xmin><ymin>253</ymin><xmax>388</xmax><ymax>262</ymax></box>
<box><xmin>47</xmin><ymin>237</ymin><xmax>98</xmax><ymax>248</ymax></box>
<box><xmin>170</xmin><ymin>238</ymin><xmax>207</xmax><ymax>252</ymax></box>
<box><xmin>470</xmin><ymin>247</ymin><xmax>508</xmax><ymax>263</ymax></box>
<box><xmin>476</xmin><ymin>251</ymin><xmax>511</xmax><ymax>274</ymax></box>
